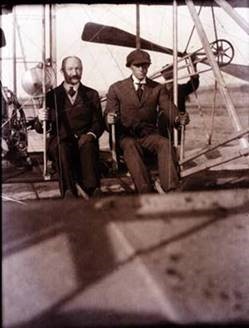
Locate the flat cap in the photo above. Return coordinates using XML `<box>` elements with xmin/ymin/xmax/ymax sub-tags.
<box><xmin>126</xmin><ymin>49</ymin><xmax>151</xmax><ymax>67</ymax></box>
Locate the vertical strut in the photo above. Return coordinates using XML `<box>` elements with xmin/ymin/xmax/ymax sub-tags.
<box><xmin>12</xmin><ymin>6</ymin><xmax>17</xmax><ymax>95</ymax></box>
<box><xmin>49</xmin><ymin>4</ymin><xmax>57</xmax><ymax>86</ymax></box>
<box><xmin>173</xmin><ymin>0</ymin><xmax>179</xmax><ymax>150</ymax></box>
<box><xmin>42</xmin><ymin>5</ymin><xmax>50</xmax><ymax>180</ymax></box>
<box><xmin>136</xmin><ymin>4</ymin><xmax>141</xmax><ymax>50</ymax></box>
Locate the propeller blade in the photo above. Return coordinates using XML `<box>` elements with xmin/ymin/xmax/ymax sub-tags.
<box><xmin>0</xmin><ymin>5</ymin><xmax>13</xmax><ymax>15</ymax></box>
<box><xmin>219</xmin><ymin>63</ymin><xmax>249</xmax><ymax>82</ymax></box>
<box><xmin>0</xmin><ymin>28</ymin><xmax>6</xmax><ymax>48</ymax></box>
<box><xmin>201</xmin><ymin>59</ymin><xmax>249</xmax><ymax>82</ymax></box>
<box><xmin>82</xmin><ymin>22</ymin><xmax>185</xmax><ymax>57</ymax></box>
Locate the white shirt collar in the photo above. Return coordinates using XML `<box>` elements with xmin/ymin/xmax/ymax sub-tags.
<box><xmin>63</xmin><ymin>82</ymin><xmax>80</xmax><ymax>92</ymax></box>
<box><xmin>132</xmin><ymin>75</ymin><xmax>146</xmax><ymax>85</ymax></box>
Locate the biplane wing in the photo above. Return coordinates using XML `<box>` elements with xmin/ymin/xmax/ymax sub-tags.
<box><xmin>96</xmin><ymin>0</ymin><xmax>249</xmax><ymax>7</ymax></box>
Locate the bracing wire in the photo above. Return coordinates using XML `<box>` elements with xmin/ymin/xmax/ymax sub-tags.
<box><xmin>211</xmin><ymin>5</ymin><xmax>219</xmax><ymax>42</ymax></box>
<box><xmin>186</xmin><ymin>57</ymin><xmax>211</xmax><ymax>143</ymax></box>
<box><xmin>214</xmin><ymin>14</ymin><xmax>249</xmax><ymax>64</ymax></box>
<box><xmin>184</xmin><ymin>5</ymin><xmax>202</xmax><ymax>54</ymax></box>
<box><xmin>183</xmin><ymin>4</ymin><xmax>213</xmax><ymax>145</ymax></box>
<box><xmin>79</xmin><ymin>4</ymin><xmax>125</xmax><ymax>88</ymax></box>
<box><xmin>14</xmin><ymin>16</ymin><xmax>40</xmax><ymax>117</ymax></box>
<box><xmin>207</xmin><ymin>4</ymin><xmax>219</xmax><ymax>146</ymax></box>
<box><xmin>208</xmin><ymin>80</ymin><xmax>218</xmax><ymax>145</ymax></box>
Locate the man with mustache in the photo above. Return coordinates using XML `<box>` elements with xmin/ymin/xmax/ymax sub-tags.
<box><xmin>35</xmin><ymin>56</ymin><xmax>104</xmax><ymax>198</ymax></box>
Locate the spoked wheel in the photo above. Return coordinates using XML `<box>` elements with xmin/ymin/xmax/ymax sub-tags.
<box><xmin>209</xmin><ymin>39</ymin><xmax>234</xmax><ymax>66</ymax></box>
<box><xmin>194</xmin><ymin>39</ymin><xmax>234</xmax><ymax>67</ymax></box>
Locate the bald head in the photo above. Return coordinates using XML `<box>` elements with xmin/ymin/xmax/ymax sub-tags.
<box><xmin>61</xmin><ymin>56</ymin><xmax>83</xmax><ymax>85</ymax></box>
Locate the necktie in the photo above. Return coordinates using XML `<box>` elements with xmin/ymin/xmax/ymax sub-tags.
<box><xmin>68</xmin><ymin>86</ymin><xmax>76</xmax><ymax>97</ymax></box>
<box><xmin>136</xmin><ymin>83</ymin><xmax>143</xmax><ymax>101</ymax></box>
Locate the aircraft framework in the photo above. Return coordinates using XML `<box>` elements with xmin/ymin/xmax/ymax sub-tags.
<box><xmin>1</xmin><ymin>1</ymin><xmax>249</xmax><ymax>192</ymax></box>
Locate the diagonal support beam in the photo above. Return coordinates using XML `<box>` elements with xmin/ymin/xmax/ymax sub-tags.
<box><xmin>181</xmin><ymin>146</ymin><xmax>249</xmax><ymax>178</ymax></box>
<box><xmin>214</xmin><ymin>0</ymin><xmax>249</xmax><ymax>36</ymax></box>
<box><xmin>180</xmin><ymin>127</ymin><xmax>249</xmax><ymax>166</ymax></box>
<box><xmin>185</xmin><ymin>0</ymin><xmax>249</xmax><ymax>152</ymax></box>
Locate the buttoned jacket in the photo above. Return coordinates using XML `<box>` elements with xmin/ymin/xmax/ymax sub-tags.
<box><xmin>105</xmin><ymin>76</ymin><xmax>178</xmax><ymax>139</ymax></box>
<box><xmin>46</xmin><ymin>82</ymin><xmax>104</xmax><ymax>139</ymax></box>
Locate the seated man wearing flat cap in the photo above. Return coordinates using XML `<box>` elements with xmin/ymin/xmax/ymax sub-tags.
<box><xmin>104</xmin><ymin>49</ymin><xmax>189</xmax><ymax>194</ymax></box>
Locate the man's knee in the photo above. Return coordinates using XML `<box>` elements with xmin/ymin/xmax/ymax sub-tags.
<box><xmin>79</xmin><ymin>139</ymin><xmax>96</xmax><ymax>152</ymax></box>
<box><xmin>121</xmin><ymin>138</ymin><xmax>139</xmax><ymax>152</ymax></box>
<box><xmin>57</xmin><ymin>142</ymin><xmax>75</xmax><ymax>160</ymax></box>
<box><xmin>156</xmin><ymin>136</ymin><xmax>171</xmax><ymax>150</ymax></box>
<box><xmin>79</xmin><ymin>140</ymin><xmax>98</xmax><ymax>161</ymax></box>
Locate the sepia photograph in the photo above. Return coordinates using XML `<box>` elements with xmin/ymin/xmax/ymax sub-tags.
<box><xmin>2</xmin><ymin>1</ymin><xmax>249</xmax><ymax>327</ymax></box>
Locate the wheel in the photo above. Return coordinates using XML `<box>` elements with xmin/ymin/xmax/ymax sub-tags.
<box><xmin>209</xmin><ymin>39</ymin><xmax>234</xmax><ymax>66</ymax></box>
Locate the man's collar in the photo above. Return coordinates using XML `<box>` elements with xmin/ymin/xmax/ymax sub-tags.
<box><xmin>131</xmin><ymin>75</ymin><xmax>146</xmax><ymax>84</ymax></box>
<box><xmin>63</xmin><ymin>81</ymin><xmax>80</xmax><ymax>92</ymax></box>
<box><xmin>165</xmin><ymin>82</ymin><xmax>173</xmax><ymax>91</ymax></box>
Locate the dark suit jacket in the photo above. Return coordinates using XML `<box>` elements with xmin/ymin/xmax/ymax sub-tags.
<box><xmin>35</xmin><ymin>82</ymin><xmax>104</xmax><ymax>151</ymax></box>
<box><xmin>105</xmin><ymin>76</ymin><xmax>178</xmax><ymax>140</ymax></box>
<box><xmin>167</xmin><ymin>75</ymin><xmax>199</xmax><ymax>113</ymax></box>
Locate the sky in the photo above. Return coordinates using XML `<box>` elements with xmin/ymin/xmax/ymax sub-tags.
<box><xmin>1</xmin><ymin>3</ymin><xmax>249</xmax><ymax>97</ymax></box>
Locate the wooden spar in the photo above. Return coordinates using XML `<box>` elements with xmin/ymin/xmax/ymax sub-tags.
<box><xmin>49</xmin><ymin>4</ymin><xmax>53</xmax><ymax>64</ymax></box>
<box><xmin>12</xmin><ymin>6</ymin><xmax>17</xmax><ymax>95</ymax></box>
<box><xmin>173</xmin><ymin>0</ymin><xmax>178</xmax><ymax>107</ymax></box>
<box><xmin>136</xmin><ymin>4</ymin><xmax>141</xmax><ymax>49</ymax></box>
<box><xmin>49</xmin><ymin>4</ymin><xmax>57</xmax><ymax>86</ymax></box>
<box><xmin>186</xmin><ymin>0</ymin><xmax>249</xmax><ymax>153</ymax></box>
<box><xmin>149</xmin><ymin>63</ymin><xmax>212</xmax><ymax>81</ymax></box>
<box><xmin>179</xmin><ymin>127</ymin><xmax>249</xmax><ymax>165</ymax></box>
<box><xmin>173</xmin><ymin>0</ymin><xmax>179</xmax><ymax>150</ymax></box>
<box><xmin>215</xmin><ymin>0</ymin><xmax>249</xmax><ymax>36</ymax></box>
<box><xmin>181</xmin><ymin>147</ymin><xmax>249</xmax><ymax>178</ymax></box>
<box><xmin>42</xmin><ymin>5</ymin><xmax>50</xmax><ymax>180</ymax></box>
<box><xmin>111</xmin><ymin>123</ymin><xmax>118</xmax><ymax>172</ymax></box>
<box><xmin>149</xmin><ymin>38</ymin><xmax>234</xmax><ymax>81</ymax></box>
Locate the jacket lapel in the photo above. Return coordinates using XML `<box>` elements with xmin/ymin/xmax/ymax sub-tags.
<box><xmin>139</xmin><ymin>77</ymin><xmax>152</xmax><ymax>105</ymax></box>
<box><xmin>54</xmin><ymin>83</ymin><xmax>66</xmax><ymax>113</ymax></box>
<box><xmin>140</xmin><ymin>83</ymin><xmax>149</xmax><ymax>105</ymax></box>
<box><xmin>78</xmin><ymin>83</ymin><xmax>87</xmax><ymax>100</ymax></box>
<box><xmin>126</xmin><ymin>77</ymin><xmax>142</xmax><ymax>106</ymax></box>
